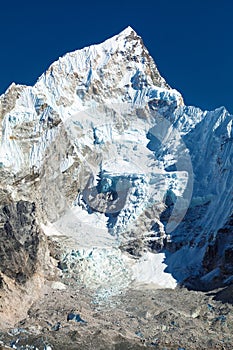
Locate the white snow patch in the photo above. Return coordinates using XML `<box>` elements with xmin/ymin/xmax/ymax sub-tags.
<box><xmin>41</xmin><ymin>206</ymin><xmax>117</xmax><ymax>248</ymax></box>
<box><xmin>131</xmin><ymin>252</ymin><xmax>177</xmax><ymax>289</ymax></box>
<box><xmin>51</xmin><ymin>281</ymin><xmax>67</xmax><ymax>290</ymax></box>
<box><xmin>60</xmin><ymin>155</ymin><xmax>74</xmax><ymax>173</ymax></box>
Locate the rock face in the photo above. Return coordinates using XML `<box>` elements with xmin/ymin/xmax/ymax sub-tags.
<box><xmin>0</xmin><ymin>196</ymin><xmax>39</xmax><ymax>283</ymax></box>
<box><xmin>0</xmin><ymin>174</ymin><xmax>55</xmax><ymax>328</ymax></box>
<box><xmin>0</xmin><ymin>26</ymin><xmax>233</xmax><ymax>329</ymax></box>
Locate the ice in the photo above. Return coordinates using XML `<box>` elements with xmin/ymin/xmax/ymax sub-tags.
<box><xmin>60</xmin><ymin>155</ymin><xmax>74</xmax><ymax>173</ymax></box>
<box><xmin>131</xmin><ymin>252</ymin><xmax>177</xmax><ymax>289</ymax></box>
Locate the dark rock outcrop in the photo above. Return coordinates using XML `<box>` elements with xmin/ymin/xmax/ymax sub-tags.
<box><xmin>0</xmin><ymin>197</ymin><xmax>39</xmax><ymax>284</ymax></box>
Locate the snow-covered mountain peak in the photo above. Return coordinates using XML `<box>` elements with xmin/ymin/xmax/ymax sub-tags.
<box><xmin>32</xmin><ymin>26</ymin><xmax>178</xmax><ymax>115</ymax></box>
<box><xmin>0</xmin><ymin>27</ymin><xmax>232</xmax><ymax>293</ymax></box>
<box><xmin>115</xmin><ymin>25</ymin><xmax>137</xmax><ymax>36</ymax></box>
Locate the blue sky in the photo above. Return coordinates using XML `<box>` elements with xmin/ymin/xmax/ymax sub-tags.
<box><xmin>0</xmin><ymin>0</ymin><xmax>232</xmax><ymax>113</ymax></box>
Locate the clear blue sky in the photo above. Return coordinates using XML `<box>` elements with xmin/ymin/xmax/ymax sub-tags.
<box><xmin>0</xmin><ymin>0</ymin><xmax>232</xmax><ymax>113</ymax></box>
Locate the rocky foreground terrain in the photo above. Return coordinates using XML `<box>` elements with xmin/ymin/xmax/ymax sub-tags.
<box><xmin>1</xmin><ymin>275</ymin><xmax>233</xmax><ymax>350</ymax></box>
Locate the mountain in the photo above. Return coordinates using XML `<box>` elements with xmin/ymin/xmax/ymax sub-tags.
<box><xmin>0</xmin><ymin>26</ymin><xmax>233</xmax><ymax>336</ymax></box>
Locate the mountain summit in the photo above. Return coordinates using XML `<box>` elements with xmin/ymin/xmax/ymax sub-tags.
<box><xmin>0</xmin><ymin>28</ymin><xmax>233</xmax><ymax>342</ymax></box>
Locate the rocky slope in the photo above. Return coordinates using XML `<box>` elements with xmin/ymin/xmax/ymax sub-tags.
<box><xmin>0</xmin><ymin>184</ymin><xmax>55</xmax><ymax>328</ymax></box>
<box><xmin>1</xmin><ymin>282</ymin><xmax>233</xmax><ymax>349</ymax></box>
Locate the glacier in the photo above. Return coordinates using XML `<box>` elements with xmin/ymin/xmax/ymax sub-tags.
<box><xmin>0</xmin><ymin>26</ymin><xmax>232</xmax><ymax>294</ymax></box>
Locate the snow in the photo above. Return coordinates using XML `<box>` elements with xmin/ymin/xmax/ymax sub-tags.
<box><xmin>51</xmin><ymin>281</ymin><xmax>67</xmax><ymax>290</ymax></box>
<box><xmin>58</xmin><ymin>246</ymin><xmax>177</xmax><ymax>294</ymax></box>
<box><xmin>60</xmin><ymin>155</ymin><xmax>74</xmax><ymax>173</ymax></box>
<box><xmin>42</xmin><ymin>206</ymin><xmax>116</xmax><ymax>249</ymax></box>
<box><xmin>131</xmin><ymin>252</ymin><xmax>177</xmax><ymax>289</ymax></box>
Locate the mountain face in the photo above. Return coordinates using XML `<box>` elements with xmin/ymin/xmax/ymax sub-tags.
<box><xmin>0</xmin><ymin>26</ymin><xmax>233</xmax><ymax>327</ymax></box>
